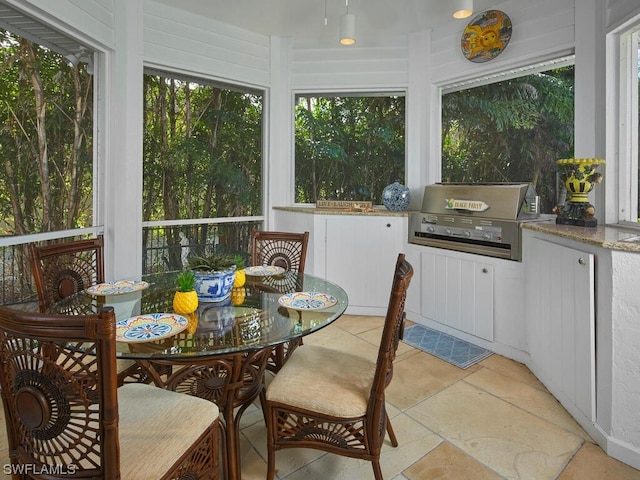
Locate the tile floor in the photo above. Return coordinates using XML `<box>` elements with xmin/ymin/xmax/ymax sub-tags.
<box><xmin>1</xmin><ymin>314</ymin><xmax>639</xmax><ymax>479</ymax></box>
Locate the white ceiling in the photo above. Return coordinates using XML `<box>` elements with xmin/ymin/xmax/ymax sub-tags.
<box><xmin>154</xmin><ymin>0</ymin><xmax>498</xmax><ymax>48</ymax></box>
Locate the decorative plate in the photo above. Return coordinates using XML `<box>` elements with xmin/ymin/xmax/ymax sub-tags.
<box><xmin>116</xmin><ymin>313</ymin><xmax>188</xmax><ymax>343</ymax></box>
<box><xmin>461</xmin><ymin>10</ymin><xmax>512</xmax><ymax>63</ymax></box>
<box><xmin>278</xmin><ymin>292</ymin><xmax>338</xmax><ymax>311</ymax></box>
<box><xmin>244</xmin><ymin>266</ymin><xmax>286</xmax><ymax>277</ymax></box>
<box><xmin>86</xmin><ymin>280</ymin><xmax>149</xmax><ymax>296</ymax></box>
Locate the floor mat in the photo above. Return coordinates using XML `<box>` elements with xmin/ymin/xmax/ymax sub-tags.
<box><xmin>402</xmin><ymin>324</ymin><xmax>493</xmax><ymax>369</ymax></box>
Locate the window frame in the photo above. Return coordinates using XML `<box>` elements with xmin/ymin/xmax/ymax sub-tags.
<box><xmin>611</xmin><ymin>21</ymin><xmax>640</xmax><ymax>226</ymax></box>
<box><xmin>140</xmin><ymin>67</ymin><xmax>266</xmax><ymax>226</ymax></box>
<box><xmin>438</xmin><ymin>56</ymin><xmax>576</xmax><ymax>214</ymax></box>
<box><xmin>292</xmin><ymin>89</ymin><xmax>408</xmax><ymax>205</ymax></box>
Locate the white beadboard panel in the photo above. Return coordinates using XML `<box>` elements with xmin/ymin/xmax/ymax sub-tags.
<box><xmin>421</xmin><ymin>251</ymin><xmax>494</xmax><ymax>341</ymax></box>
<box><xmin>6</xmin><ymin>0</ymin><xmax>115</xmax><ymax>47</ymax></box>
<box><xmin>525</xmin><ymin>236</ymin><xmax>596</xmax><ymax>424</ymax></box>
<box><xmin>607</xmin><ymin>0</ymin><xmax>640</xmax><ymax>29</ymax></box>
<box><xmin>143</xmin><ymin>0</ymin><xmax>270</xmax><ymax>86</ymax></box>
<box><xmin>292</xmin><ymin>45</ymin><xmax>408</xmax><ymax>89</ymax></box>
<box><xmin>431</xmin><ymin>0</ymin><xmax>575</xmax><ymax>85</ymax></box>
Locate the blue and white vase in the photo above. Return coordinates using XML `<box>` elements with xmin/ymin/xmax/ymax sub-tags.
<box><xmin>382</xmin><ymin>180</ymin><xmax>410</xmax><ymax>211</ymax></box>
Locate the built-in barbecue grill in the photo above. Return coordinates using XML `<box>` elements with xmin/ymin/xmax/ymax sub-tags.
<box><xmin>409</xmin><ymin>183</ymin><xmax>540</xmax><ymax>261</ymax></box>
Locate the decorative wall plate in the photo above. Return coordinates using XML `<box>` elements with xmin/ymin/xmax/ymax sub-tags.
<box><xmin>116</xmin><ymin>313</ymin><xmax>188</xmax><ymax>342</ymax></box>
<box><xmin>86</xmin><ymin>280</ymin><xmax>149</xmax><ymax>296</ymax></box>
<box><xmin>461</xmin><ymin>10</ymin><xmax>512</xmax><ymax>63</ymax></box>
<box><xmin>278</xmin><ymin>292</ymin><xmax>338</xmax><ymax>311</ymax></box>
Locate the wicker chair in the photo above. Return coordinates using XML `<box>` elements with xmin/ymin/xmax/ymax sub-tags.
<box><xmin>29</xmin><ymin>235</ymin><xmax>105</xmax><ymax>314</ymax></box>
<box><xmin>264</xmin><ymin>253</ymin><xmax>413</xmax><ymax>480</ymax></box>
<box><xmin>251</xmin><ymin>230</ymin><xmax>309</xmax><ymax>372</ymax></box>
<box><xmin>28</xmin><ymin>235</ymin><xmax>157</xmax><ymax>384</ymax></box>
<box><xmin>0</xmin><ymin>305</ymin><xmax>220</xmax><ymax>480</ymax></box>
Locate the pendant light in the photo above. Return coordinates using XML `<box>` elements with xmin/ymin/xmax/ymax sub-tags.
<box><xmin>339</xmin><ymin>0</ymin><xmax>356</xmax><ymax>45</ymax></box>
<box><xmin>452</xmin><ymin>0</ymin><xmax>473</xmax><ymax>19</ymax></box>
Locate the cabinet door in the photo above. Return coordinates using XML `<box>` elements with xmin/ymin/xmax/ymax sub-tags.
<box><xmin>525</xmin><ymin>237</ymin><xmax>595</xmax><ymax>423</ymax></box>
<box><xmin>421</xmin><ymin>251</ymin><xmax>494</xmax><ymax>341</ymax></box>
<box><xmin>325</xmin><ymin>216</ymin><xmax>402</xmax><ymax>309</ymax></box>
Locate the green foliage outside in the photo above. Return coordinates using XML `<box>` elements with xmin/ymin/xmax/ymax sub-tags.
<box><xmin>0</xmin><ymin>30</ymin><xmax>93</xmax><ymax>236</ymax></box>
<box><xmin>294</xmin><ymin>95</ymin><xmax>406</xmax><ymax>203</ymax></box>
<box><xmin>142</xmin><ymin>75</ymin><xmax>263</xmax><ymax>223</ymax></box>
<box><xmin>442</xmin><ymin>67</ymin><xmax>575</xmax><ymax>213</ymax></box>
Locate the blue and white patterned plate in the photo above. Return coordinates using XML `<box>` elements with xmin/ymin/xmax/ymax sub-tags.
<box><xmin>244</xmin><ymin>265</ymin><xmax>286</xmax><ymax>277</ymax></box>
<box><xmin>116</xmin><ymin>313</ymin><xmax>188</xmax><ymax>343</ymax></box>
<box><xmin>278</xmin><ymin>292</ymin><xmax>338</xmax><ymax>311</ymax></box>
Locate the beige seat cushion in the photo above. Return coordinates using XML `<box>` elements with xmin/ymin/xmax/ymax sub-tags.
<box><xmin>118</xmin><ymin>383</ymin><xmax>219</xmax><ymax>479</ymax></box>
<box><xmin>266</xmin><ymin>345</ymin><xmax>376</xmax><ymax>418</ymax></box>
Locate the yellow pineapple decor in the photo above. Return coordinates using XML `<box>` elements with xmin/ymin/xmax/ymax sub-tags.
<box><xmin>231</xmin><ymin>267</ymin><xmax>246</xmax><ymax>305</ymax></box>
<box><xmin>173</xmin><ymin>270</ymin><xmax>199</xmax><ymax>315</ymax></box>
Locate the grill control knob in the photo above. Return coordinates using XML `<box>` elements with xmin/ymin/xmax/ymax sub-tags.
<box><xmin>426</xmin><ymin>226</ymin><xmax>435</xmax><ymax>233</ymax></box>
<box><xmin>445</xmin><ymin>228</ymin><xmax>452</xmax><ymax>235</ymax></box>
<box><xmin>463</xmin><ymin>230</ymin><xmax>471</xmax><ymax>238</ymax></box>
<box><xmin>482</xmin><ymin>233</ymin><xmax>491</xmax><ymax>240</ymax></box>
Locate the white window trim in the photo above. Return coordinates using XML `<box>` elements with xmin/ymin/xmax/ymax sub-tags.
<box><xmin>611</xmin><ymin>23</ymin><xmax>640</xmax><ymax>226</ymax></box>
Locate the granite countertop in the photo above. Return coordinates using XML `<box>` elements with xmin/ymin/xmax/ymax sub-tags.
<box><xmin>273</xmin><ymin>205</ymin><xmax>409</xmax><ymax>217</ymax></box>
<box><xmin>522</xmin><ymin>219</ymin><xmax>640</xmax><ymax>252</ymax></box>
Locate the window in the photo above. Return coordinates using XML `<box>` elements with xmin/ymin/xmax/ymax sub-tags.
<box><xmin>0</xmin><ymin>29</ymin><xmax>94</xmax><ymax>235</ymax></box>
<box><xmin>142</xmin><ymin>71</ymin><xmax>263</xmax><ymax>222</ymax></box>
<box><xmin>294</xmin><ymin>94</ymin><xmax>405</xmax><ymax>204</ymax></box>
<box><xmin>441</xmin><ymin>63</ymin><xmax>575</xmax><ymax>214</ymax></box>
<box><xmin>142</xmin><ymin>71</ymin><xmax>264</xmax><ymax>272</ymax></box>
<box><xmin>0</xmin><ymin>12</ymin><xmax>95</xmax><ymax>304</ymax></box>
<box><xmin>617</xmin><ymin>25</ymin><xmax>640</xmax><ymax>224</ymax></box>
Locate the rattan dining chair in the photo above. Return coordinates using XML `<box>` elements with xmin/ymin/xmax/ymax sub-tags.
<box><xmin>264</xmin><ymin>253</ymin><xmax>413</xmax><ymax>480</ymax></box>
<box><xmin>0</xmin><ymin>305</ymin><xmax>220</xmax><ymax>480</ymax></box>
<box><xmin>29</xmin><ymin>235</ymin><xmax>105</xmax><ymax>314</ymax></box>
<box><xmin>250</xmin><ymin>230</ymin><xmax>310</xmax><ymax>372</ymax></box>
<box><xmin>29</xmin><ymin>235</ymin><xmax>165</xmax><ymax>385</ymax></box>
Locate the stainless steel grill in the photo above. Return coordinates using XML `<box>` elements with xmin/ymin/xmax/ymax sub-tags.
<box><xmin>408</xmin><ymin>183</ymin><xmax>540</xmax><ymax>261</ymax></box>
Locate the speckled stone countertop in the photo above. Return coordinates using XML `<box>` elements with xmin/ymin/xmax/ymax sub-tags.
<box><xmin>273</xmin><ymin>206</ymin><xmax>409</xmax><ymax>217</ymax></box>
<box><xmin>522</xmin><ymin>219</ymin><xmax>640</xmax><ymax>252</ymax></box>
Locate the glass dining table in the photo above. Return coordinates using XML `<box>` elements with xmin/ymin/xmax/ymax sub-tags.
<box><xmin>49</xmin><ymin>270</ymin><xmax>348</xmax><ymax>480</ymax></box>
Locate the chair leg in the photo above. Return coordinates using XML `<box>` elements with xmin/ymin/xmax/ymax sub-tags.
<box><xmin>386</xmin><ymin>416</ymin><xmax>398</xmax><ymax>447</ymax></box>
<box><xmin>266</xmin><ymin>429</ymin><xmax>277</xmax><ymax>480</ymax></box>
<box><xmin>372</xmin><ymin>459</ymin><xmax>384</xmax><ymax>480</ymax></box>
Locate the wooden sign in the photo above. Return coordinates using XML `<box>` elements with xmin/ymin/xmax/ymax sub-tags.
<box><xmin>316</xmin><ymin>200</ymin><xmax>373</xmax><ymax>210</ymax></box>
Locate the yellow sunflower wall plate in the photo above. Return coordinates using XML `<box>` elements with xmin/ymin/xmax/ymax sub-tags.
<box><xmin>461</xmin><ymin>10</ymin><xmax>512</xmax><ymax>63</ymax></box>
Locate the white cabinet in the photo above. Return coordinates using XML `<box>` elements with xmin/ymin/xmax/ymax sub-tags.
<box><xmin>420</xmin><ymin>251</ymin><xmax>494</xmax><ymax>341</ymax></box>
<box><xmin>524</xmin><ymin>235</ymin><xmax>595</xmax><ymax>423</ymax></box>
<box><xmin>325</xmin><ymin>215</ymin><xmax>404</xmax><ymax>313</ymax></box>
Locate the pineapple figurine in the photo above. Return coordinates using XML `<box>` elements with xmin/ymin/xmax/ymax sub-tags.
<box><xmin>173</xmin><ymin>270</ymin><xmax>199</xmax><ymax>315</ymax></box>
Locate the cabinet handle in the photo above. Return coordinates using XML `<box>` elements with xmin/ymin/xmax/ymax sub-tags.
<box><xmin>482</xmin><ymin>268</ymin><xmax>488</xmax><ymax>273</ymax></box>
<box><xmin>578</xmin><ymin>257</ymin><xmax>586</xmax><ymax>265</ymax></box>
<box><xmin>386</xmin><ymin>223</ymin><xmax>391</xmax><ymax>228</ymax></box>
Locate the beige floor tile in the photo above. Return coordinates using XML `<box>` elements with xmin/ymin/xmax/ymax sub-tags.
<box><xmin>464</xmin><ymin>367</ymin><xmax>592</xmax><ymax>441</ymax></box>
<box><xmin>333</xmin><ymin>314</ymin><xmax>385</xmax><ymax>335</ymax></box>
<box><xmin>557</xmin><ymin>442</ymin><xmax>640</xmax><ymax>480</ymax></box>
<box><xmin>282</xmin><ymin>413</ymin><xmax>441</xmax><ymax>480</ymax></box>
<box><xmin>386</xmin><ymin>350</ymin><xmax>473</xmax><ymax>410</ymax></box>
<box><xmin>479</xmin><ymin>354</ymin><xmax>548</xmax><ymax>391</ymax></box>
<box><xmin>403</xmin><ymin>442</ymin><xmax>503</xmax><ymax>480</ymax></box>
<box><xmin>407</xmin><ymin>381</ymin><xmax>583</xmax><ymax>479</ymax></box>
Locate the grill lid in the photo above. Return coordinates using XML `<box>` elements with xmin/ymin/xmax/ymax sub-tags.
<box><xmin>420</xmin><ymin>183</ymin><xmax>537</xmax><ymax>220</ymax></box>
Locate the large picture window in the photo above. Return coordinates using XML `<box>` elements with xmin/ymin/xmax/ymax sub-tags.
<box><xmin>142</xmin><ymin>71</ymin><xmax>264</xmax><ymax>271</ymax></box>
<box><xmin>294</xmin><ymin>94</ymin><xmax>405</xmax><ymax>204</ymax></box>
<box><xmin>441</xmin><ymin>64</ymin><xmax>575</xmax><ymax>214</ymax></box>
<box><xmin>0</xmin><ymin>29</ymin><xmax>94</xmax><ymax>235</ymax></box>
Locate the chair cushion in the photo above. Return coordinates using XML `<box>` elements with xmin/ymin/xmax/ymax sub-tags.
<box><xmin>118</xmin><ymin>383</ymin><xmax>219</xmax><ymax>479</ymax></box>
<box><xmin>266</xmin><ymin>345</ymin><xmax>376</xmax><ymax>418</ymax></box>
